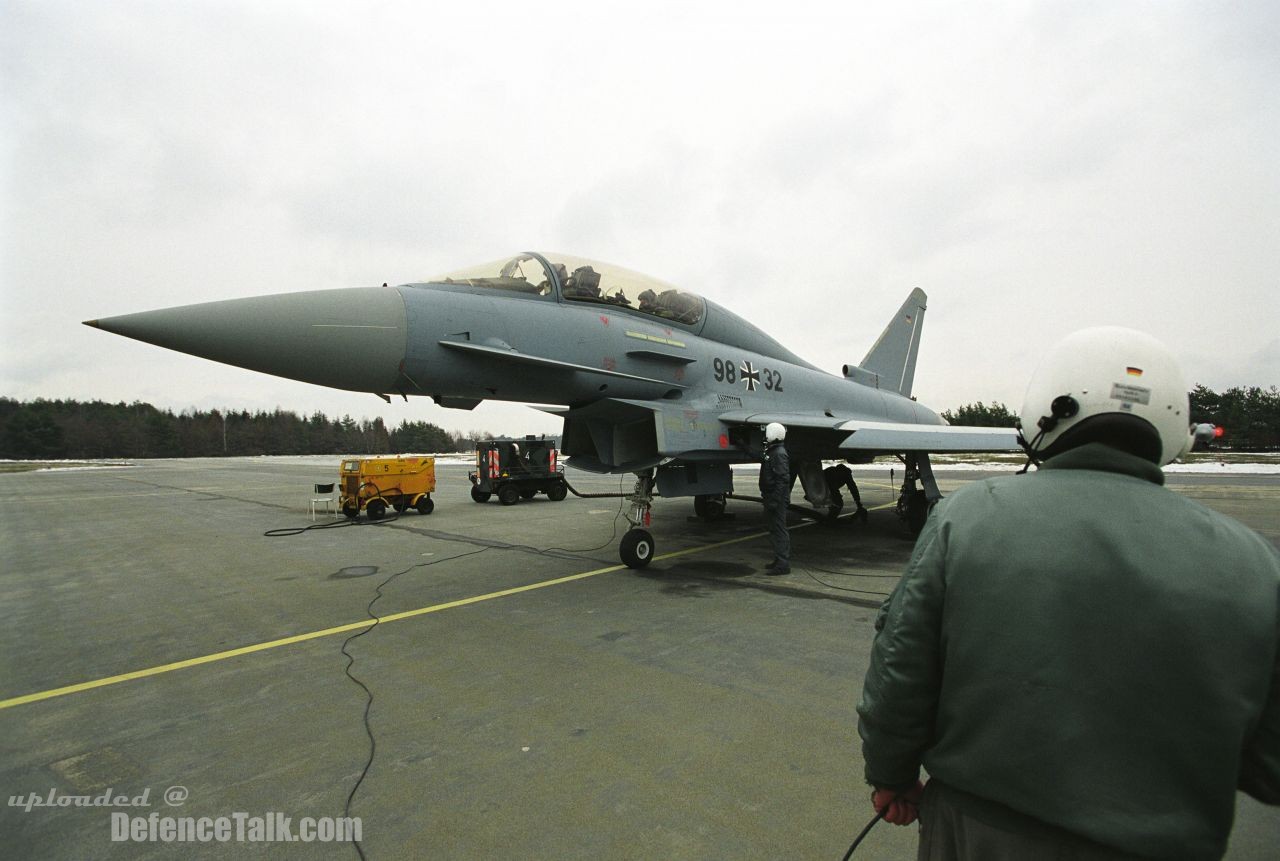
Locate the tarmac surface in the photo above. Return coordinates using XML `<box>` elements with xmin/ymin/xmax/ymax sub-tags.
<box><xmin>1</xmin><ymin>457</ymin><xmax>1277</xmax><ymax>859</ymax></box>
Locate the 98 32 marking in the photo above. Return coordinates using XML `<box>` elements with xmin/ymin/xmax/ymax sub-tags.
<box><xmin>712</xmin><ymin>358</ymin><xmax>783</xmax><ymax>392</ymax></box>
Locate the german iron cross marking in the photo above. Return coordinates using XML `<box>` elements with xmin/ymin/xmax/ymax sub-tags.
<box><xmin>740</xmin><ymin>361</ymin><xmax>761</xmax><ymax>392</ymax></box>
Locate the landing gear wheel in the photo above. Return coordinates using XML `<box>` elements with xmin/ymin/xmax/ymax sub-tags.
<box><xmin>902</xmin><ymin>490</ymin><xmax>927</xmax><ymax>535</ymax></box>
<box><xmin>342</xmin><ymin>503</ymin><xmax>359</xmax><ymax>520</ymax></box>
<box><xmin>620</xmin><ymin>529</ymin><xmax>655</xmax><ymax>569</ymax></box>
<box><xmin>546</xmin><ymin>482</ymin><xmax>567</xmax><ymax>502</ymax></box>
<box><xmin>366</xmin><ymin>499</ymin><xmax>387</xmax><ymax>521</ymax></box>
<box><xmin>498</xmin><ymin>485</ymin><xmax>520</xmax><ymax>506</ymax></box>
<box><xmin>694</xmin><ymin>494</ymin><xmax>727</xmax><ymax>521</ymax></box>
<box><xmin>519</xmin><ymin>488</ymin><xmax>537</xmax><ymax>500</ymax></box>
<box><xmin>470</xmin><ymin>486</ymin><xmax>491</xmax><ymax>503</ymax></box>
<box><xmin>416</xmin><ymin>496</ymin><xmax>434</xmax><ymax>515</ymax></box>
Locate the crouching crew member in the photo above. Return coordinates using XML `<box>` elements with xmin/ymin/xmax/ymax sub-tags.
<box><xmin>857</xmin><ymin>326</ymin><xmax>1280</xmax><ymax>860</ymax></box>
<box><xmin>823</xmin><ymin>462</ymin><xmax>869</xmax><ymax>522</ymax></box>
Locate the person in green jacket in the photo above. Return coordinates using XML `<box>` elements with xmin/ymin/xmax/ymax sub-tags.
<box><xmin>857</xmin><ymin>326</ymin><xmax>1280</xmax><ymax>860</ymax></box>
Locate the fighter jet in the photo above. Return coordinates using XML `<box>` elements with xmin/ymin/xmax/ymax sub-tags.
<box><xmin>85</xmin><ymin>251</ymin><xmax>1020</xmax><ymax>567</ymax></box>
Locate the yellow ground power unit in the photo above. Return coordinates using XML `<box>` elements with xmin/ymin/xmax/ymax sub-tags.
<box><xmin>339</xmin><ymin>456</ymin><xmax>435</xmax><ymax>520</ymax></box>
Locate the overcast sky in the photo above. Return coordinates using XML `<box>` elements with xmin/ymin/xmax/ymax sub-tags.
<box><xmin>3</xmin><ymin>0</ymin><xmax>1276</xmax><ymax>437</ymax></box>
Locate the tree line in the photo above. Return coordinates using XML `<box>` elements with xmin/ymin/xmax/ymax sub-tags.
<box><xmin>2</xmin><ymin>384</ymin><xmax>1275</xmax><ymax>460</ymax></box>
<box><xmin>0</xmin><ymin>398</ymin><xmax>487</xmax><ymax>460</ymax></box>
<box><xmin>939</xmin><ymin>385</ymin><xmax>1279</xmax><ymax>450</ymax></box>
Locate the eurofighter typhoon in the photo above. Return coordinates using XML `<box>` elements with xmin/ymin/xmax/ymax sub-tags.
<box><xmin>86</xmin><ymin>252</ymin><xmax>1019</xmax><ymax>566</ymax></box>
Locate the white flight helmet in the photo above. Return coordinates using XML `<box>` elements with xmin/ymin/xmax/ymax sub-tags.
<box><xmin>764</xmin><ymin>422</ymin><xmax>787</xmax><ymax>443</ymax></box>
<box><xmin>1018</xmin><ymin>326</ymin><xmax>1190</xmax><ymax>466</ymax></box>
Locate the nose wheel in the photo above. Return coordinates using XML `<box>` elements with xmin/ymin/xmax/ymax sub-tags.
<box><xmin>619</xmin><ymin>470</ymin><xmax>657</xmax><ymax>568</ymax></box>
<box><xmin>620</xmin><ymin>529</ymin><xmax>654</xmax><ymax>568</ymax></box>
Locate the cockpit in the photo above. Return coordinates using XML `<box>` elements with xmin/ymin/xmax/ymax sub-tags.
<box><xmin>438</xmin><ymin>252</ymin><xmax>707</xmax><ymax>327</ymax></box>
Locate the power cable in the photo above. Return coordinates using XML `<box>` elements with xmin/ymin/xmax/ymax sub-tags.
<box><xmin>264</xmin><ymin>481</ymin><xmax>408</xmax><ymax>537</ymax></box>
<box><xmin>334</xmin><ymin>482</ymin><xmax>628</xmax><ymax>858</ymax></box>
<box><xmin>339</xmin><ymin>546</ymin><xmax>491</xmax><ymax>860</ymax></box>
<box><xmin>273</xmin><ymin>471</ymin><xmax>894</xmax><ymax>860</ymax></box>
<box><xmin>841</xmin><ymin>806</ymin><xmax>888</xmax><ymax>860</ymax></box>
<box><xmin>796</xmin><ymin>566</ymin><xmax>893</xmax><ymax>598</ymax></box>
<box><xmin>507</xmin><ymin>475</ymin><xmax>627</xmax><ymax>555</ymax></box>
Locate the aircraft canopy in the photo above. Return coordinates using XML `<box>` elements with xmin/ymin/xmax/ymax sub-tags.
<box><xmin>439</xmin><ymin>252</ymin><xmax>707</xmax><ymax>326</ymax></box>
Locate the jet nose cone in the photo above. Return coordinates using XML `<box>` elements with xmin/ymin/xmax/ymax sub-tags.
<box><xmin>87</xmin><ymin>287</ymin><xmax>408</xmax><ymax>393</ymax></box>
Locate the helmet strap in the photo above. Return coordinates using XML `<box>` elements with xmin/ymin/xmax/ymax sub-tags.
<box><xmin>1016</xmin><ymin>428</ymin><xmax>1046</xmax><ymax>474</ymax></box>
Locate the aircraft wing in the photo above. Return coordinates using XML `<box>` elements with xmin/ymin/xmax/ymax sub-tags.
<box><xmin>834</xmin><ymin>420</ymin><xmax>1020</xmax><ymax>452</ymax></box>
<box><xmin>717</xmin><ymin>410</ymin><xmax>1021</xmax><ymax>452</ymax></box>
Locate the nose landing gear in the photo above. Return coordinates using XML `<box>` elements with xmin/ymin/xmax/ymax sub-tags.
<box><xmin>619</xmin><ymin>470</ymin><xmax>657</xmax><ymax>568</ymax></box>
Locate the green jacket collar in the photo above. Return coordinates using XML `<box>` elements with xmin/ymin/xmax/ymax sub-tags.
<box><xmin>1039</xmin><ymin>442</ymin><xmax>1165</xmax><ymax>486</ymax></box>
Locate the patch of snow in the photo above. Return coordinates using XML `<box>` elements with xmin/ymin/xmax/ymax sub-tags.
<box><xmin>1164</xmin><ymin>462</ymin><xmax>1280</xmax><ymax>475</ymax></box>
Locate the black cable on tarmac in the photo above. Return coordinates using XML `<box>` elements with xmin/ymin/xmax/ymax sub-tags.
<box><xmin>339</xmin><ymin>546</ymin><xmax>491</xmax><ymax>860</ymax></box>
<box><xmin>334</xmin><ymin>478</ymin><xmax>628</xmax><ymax>859</ymax></box>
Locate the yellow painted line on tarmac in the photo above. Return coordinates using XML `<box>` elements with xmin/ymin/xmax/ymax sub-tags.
<box><xmin>0</xmin><ymin>499</ymin><xmax>901</xmax><ymax>711</ymax></box>
<box><xmin>0</xmin><ymin>562</ymin><xmax>627</xmax><ymax>711</ymax></box>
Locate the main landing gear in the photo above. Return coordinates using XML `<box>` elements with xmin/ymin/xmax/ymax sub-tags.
<box><xmin>896</xmin><ymin>452</ymin><xmax>940</xmax><ymax>536</ymax></box>
<box><xmin>693</xmin><ymin>493</ymin><xmax>727</xmax><ymax>521</ymax></box>
<box><xmin>619</xmin><ymin>470</ymin><xmax>657</xmax><ymax>569</ymax></box>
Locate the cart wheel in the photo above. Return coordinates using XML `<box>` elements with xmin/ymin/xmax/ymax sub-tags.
<box><xmin>519</xmin><ymin>488</ymin><xmax>537</xmax><ymax>500</ymax></box>
<box><xmin>498</xmin><ymin>485</ymin><xmax>520</xmax><ymax>506</ymax></box>
<box><xmin>546</xmin><ymin>482</ymin><xmax>567</xmax><ymax>502</ymax></box>
<box><xmin>393</xmin><ymin>502</ymin><xmax>407</xmax><ymax>513</ymax></box>
<box><xmin>620</xmin><ymin>529</ymin><xmax>654</xmax><ymax>569</ymax></box>
<box><xmin>342</xmin><ymin>503</ymin><xmax>359</xmax><ymax>520</ymax></box>
<box><xmin>367</xmin><ymin>500</ymin><xmax>387</xmax><ymax>520</ymax></box>
<box><xmin>416</xmin><ymin>496</ymin><xmax>434</xmax><ymax>515</ymax></box>
<box><xmin>470</xmin><ymin>486</ymin><xmax>491</xmax><ymax>503</ymax></box>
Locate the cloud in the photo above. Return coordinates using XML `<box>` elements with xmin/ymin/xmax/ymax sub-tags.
<box><xmin>3</xmin><ymin>0</ymin><xmax>1277</xmax><ymax>435</ymax></box>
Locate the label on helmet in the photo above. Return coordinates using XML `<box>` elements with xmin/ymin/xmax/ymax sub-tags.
<box><xmin>1110</xmin><ymin>383</ymin><xmax>1151</xmax><ymax>405</ymax></box>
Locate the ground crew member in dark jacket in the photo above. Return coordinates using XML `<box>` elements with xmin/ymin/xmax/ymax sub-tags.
<box><xmin>858</xmin><ymin>326</ymin><xmax>1280</xmax><ymax>860</ymax></box>
<box><xmin>823</xmin><ymin>462</ymin><xmax>869</xmax><ymax>522</ymax></box>
<box><xmin>760</xmin><ymin>422</ymin><xmax>792</xmax><ymax>575</ymax></box>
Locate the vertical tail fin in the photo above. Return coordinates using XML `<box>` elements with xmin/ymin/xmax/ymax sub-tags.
<box><xmin>859</xmin><ymin>288</ymin><xmax>927</xmax><ymax>398</ymax></box>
